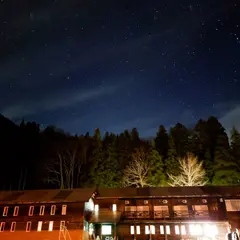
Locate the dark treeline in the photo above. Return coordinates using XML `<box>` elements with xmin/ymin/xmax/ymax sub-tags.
<box><xmin>0</xmin><ymin>114</ymin><xmax>240</xmax><ymax>190</ymax></box>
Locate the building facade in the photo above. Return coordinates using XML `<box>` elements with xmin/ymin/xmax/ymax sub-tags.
<box><xmin>0</xmin><ymin>187</ymin><xmax>239</xmax><ymax>240</ymax></box>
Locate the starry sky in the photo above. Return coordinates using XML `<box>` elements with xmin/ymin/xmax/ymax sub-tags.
<box><xmin>0</xmin><ymin>0</ymin><xmax>239</xmax><ymax>137</ymax></box>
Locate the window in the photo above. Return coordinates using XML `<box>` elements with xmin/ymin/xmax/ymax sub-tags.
<box><xmin>39</xmin><ymin>205</ymin><xmax>45</xmax><ymax>215</ymax></box>
<box><xmin>130</xmin><ymin>226</ymin><xmax>134</xmax><ymax>235</ymax></box>
<box><xmin>112</xmin><ymin>204</ymin><xmax>117</xmax><ymax>212</ymax></box>
<box><xmin>181</xmin><ymin>225</ymin><xmax>186</xmax><ymax>235</ymax></box>
<box><xmin>166</xmin><ymin>225</ymin><xmax>170</xmax><ymax>235</ymax></box>
<box><xmin>144</xmin><ymin>200</ymin><xmax>148</xmax><ymax>204</ymax></box>
<box><xmin>13</xmin><ymin>206</ymin><xmax>19</xmax><ymax>216</ymax></box>
<box><xmin>26</xmin><ymin>222</ymin><xmax>31</xmax><ymax>232</ymax></box>
<box><xmin>94</xmin><ymin>204</ymin><xmax>99</xmax><ymax>212</ymax></box>
<box><xmin>145</xmin><ymin>225</ymin><xmax>150</xmax><ymax>234</ymax></box>
<box><xmin>37</xmin><ymin>221</ymin><xmax>42</xmax><ymax>232</ymax></box>
<box><xmin>154</xmin><ymin>205</ymin><xmax>169</xmax><ymax>218</ymax></box>
<box><xmin>10</xmin><ymin>222</ymin><xmax>16</xmax><ymax>232</ymax></box>
<box><xmin>189</xmin><ymin>224</ymin><xmax>203</xmax><ymax>236</ymax></box>
<box><xmin>225</xmin><ymin>200</ymin><xmax>240</xmax><ymax>211</ymax></box>
<box><xmin>160</xmin><ymin>225</ymin><xmax>164</xmax><ymax>234</ymax></box>
<box><xmin>0</xmin><ymin>222</ymin><xmax>5</xmax><ymax>232</ymax></box>
<box><xmin>136</xmin><ymin>226</ymin><xmax>140</xmax><ymax>235</ymax></box>
<box><xmin>102</xmin><ymin>225</ymin><xmax>112</xmax><ymax>235</ymax></box>
<box><xmin>175</xmin><ymin>225</ymin><xmax>180</xmax><ymax>235</ymax></box>
<box><xmin>49</xmin><ymin>221</ymin><xmax>54</xmax><ymax>231</ymax></box>
<box><xmin>150</xmin><ymin>225</ymin><xmax>155</xmax><ymax>234</ymax></box>
<box><xmin>28</xmin><ymin>206</ymin><xmax>34</xmax><ymax>216</ymax></box>
<box><xmin>51</xmin><ymin>205</ymin><xmax>56</xmax><ymax>215</ymax></box>
<box><xmin>192</xmin><ymin>205</ymin><xmax>209</xmax><ymax>216</ymax></box>
<box><xmin>173</xmin><ymin>205</ymin><xmax>189</xmax><ymax>217</ymax></box>
<box><xmin>62</xmin><ymin>205</ymin><xmax>67</xmax><ymax>215</ymax></box>
<box><xmin>60</xmin><ymin>221</ymin><xmax>65</xmax><ymax>231</ymax></box>
<box><xmin>3</xmin><ymin>207</ymin><xmax>8</xmax><ymax>216</ymax></box>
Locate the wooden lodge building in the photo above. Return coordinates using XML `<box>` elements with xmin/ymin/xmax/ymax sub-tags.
<box><xmin>0</xmin><ymin>186</ymin><xmax>239</xmax><ymax>240</ymax></box>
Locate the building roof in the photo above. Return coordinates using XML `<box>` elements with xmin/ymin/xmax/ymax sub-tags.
<box><xmin>0</xmin><ymin>186</ymin><xmax>239</xmax><ymax>204</ymax></box>
<box><xmin>0</xmin><ymin>188</ymin><xmax>95</xmax><ymax>204</ymax></box>
<box><xmin>96</xmin><ymin>186</ymin><xmax>240</xmax><ymax>199</ymax></box>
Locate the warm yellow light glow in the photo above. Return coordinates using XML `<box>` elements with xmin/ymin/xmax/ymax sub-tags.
<box><xmin>145</xmin><ymin>225</ymin><xmax>150</xmax><ymax>234</ymax></box>
<box><xmin>136</xmin><ymin>226</ymin><xmax>140</xmax><ymax>235</ymax></box>
<box><xmin>130</xmin><ymin>226</ymin><xmax>134</xmax><ymax>235</ymax></box>
<box><xmin>150</xmin><ymin>225</ymin><xmax>155</xmax><ymax>234</ymax></box>
<box><xmin>112</xmin><ymin>204</ymin><xmax>117</xmax><ymax>212</ymax></box>
<box><xmin>101</xmin><ymin>225</ymin><xmax>112</xmax><ymax>235</ymax></box>
<box><xmin>94</xmin><ymin>204</ymin><xmax>99</xmax><ymax>212</ymax></box>
<box><xmin>37</xmin><ymin>221</ymin><xmax>42</xmax><ymax>232</ymax></box>
<box><xmin>175</xmin><ymin>225</ymin><xmax>180</xmax><ymax>235</ymax></box>
<box><xmin>166</xmin><ymin>225</ymin><xmax>170</xmax><ymax>234</ymax></box>
<box><xmin>48</xmin><ymin>221</ymin><xmax>53</xmax><ymax>231</ymax></box>
<box><xmin>189</xmin><ymin>224</ymin><xmax>203</xmax><ymax>235</ymax></box>
<box><xmin>160</xmin><ymin>225</ymin><xmax>164</xmax><ymax>234</ymax></box>
<box><xmin>181</xmin><ymin>225</ymin><xmax>186</xmax><ymax>235</ymax></box>
<box><xmin>203</xmin><ymin>224</ymin><xmax>218</xmax><ymax>237</ymax></box>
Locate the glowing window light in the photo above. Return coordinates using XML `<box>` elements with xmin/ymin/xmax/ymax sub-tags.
<box><xmin>37</xmin><ymin>221</ymin><xmax>42</xmax><ymax>232</ymax></box>
<box><xmin>130</xmin><ymin>226</ymin><xmax>134</xmax><ymax>235</ymax></box>
<box><xmin>203</xmin><ymin>224</ymin><xmax>218</xmax><ymax>237</ymax></box>
<box><xmin>48</xmin><ymin>221</ymin><xmax>54</xmax><ymax>231</ymax></box>
<box><xmin>189</xmin><ymin>224</ymin><xmax>203</xmax><ymax>236</ymax></box>
<box><xmin>112</xmin><ymin>204</ymin><xmax>117</xmax><ymax>212</ymax></box>
<box><xmin>150</xmin><ymin>225</ymin><xmax>155</xmax><ymax>234</ymax></box>
<box><xmin>136</xmin><ymin>226</ymin><xmax>140</xmax><ymax>235</ymax></box>
<box><xmin>145</xmin><ymin>225</ymin><xmax>150</xmax><ymax>234</ymax></box>
<box><xmin>94</xmin><ymin>204</ymin><xmax>99</xmax><ymax>212</ymax></box>
<box><xmin>175</xmin><ymin>225</ymin><xmax>180</xmax><ymax>235</ymax></box>
<box><xmin>166</xmin><ymin>225</ymin><xmax>170</xmax><ymax>235</ymax></box>
<box><xmin>101</xmin><ymin>225</ymin><xmax>112</xmax><ymax>235</ymax></box>
<box><xmin>160</xmin><ymin>225</ymin><xmax>164</xmax><ymax>234</ymax></box>
<box><xmin>181</xmin><ymin>225</ymin><xmax>186</xmax><ymax>235</ymax></box>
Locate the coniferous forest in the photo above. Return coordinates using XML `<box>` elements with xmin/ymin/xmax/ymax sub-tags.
<box><xmin>0</xmin><ymin>114</ymin><xmax>240</xmax><ymax>191</ymax></box>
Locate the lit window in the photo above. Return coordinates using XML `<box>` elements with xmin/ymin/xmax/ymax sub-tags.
<box><xmin>0</xmin><ymin>222</ymin><xmax>5</xmax><ymax>232</ymax></box>
<box><xmin>10</xmin><ymin>222</ymin><xmax>16</xmax><ymax>232</ymax></box>
<box><xmin>145</xmin><ymin>225</ymin><xmax>150</xmax><ymax>234</ymax></box>
<box><xmin>60</xmin><ymin>221</ymin><xmax>65</xmax><ymax>231</ymax></box>
<box><xmin>189</xmin><ymin>224</ymin><xmax>203</xmax><ymax>236</ymax></box>
<box><xmin>181</xmin><ymin>225</ymin><xmax>186</xmax><ymax>235</ymax></box>
<box><xmin>136</xmin><ymin>226</ymin><xmax>140</xmax><ymax>235</ymax></box>
<box><xmin>203</xmin><ymin>224</ymin><xmax>218</xmax><ymax>238</ymax></box>
<box><xmin>3</xmin><ymin>207</ymin><xmax>8</xmax><ymax>216</ymax></box>
<box><xmin>94</xmin><ymin>204</ymin><xmax>99</xmax><ymax>212</ymax></box>
<box><xmin>50</xmin><ymin>205</ymin><xmax>56</xmax><ymax>215</ymax></box>
<box><xmin>28</xmin><ymin>206</ymin><xmax>34</xmax><ymax>216</ymax></box>
<box><xmin>112</xmin><ymin>204</ymin><xmax>117</xmax><ymax>212</ymax></box>
<box><xmin>49</xmin><ymin>221</ymin><xmax>54</xmax><ymax>231</ymax></box>
<box><xmin>160</xmin><ymin>225</ymin><xmax>164</xmax><ymax>234</ymax></box>
<box><xmin>13</xmin><ymin>206</ymin><xmax>19</xmax><ymax>216</ymax></box>
<box><xmin>37</xmin><ymin>221</ymin><xmax>42</xmax><ymax>232</ymax></box>
<box><xmin>166</xmin><ymin>225</ymin><xmax>170</xmax><ymax>235</ymax></box>
<box><xmin>130</xmin><ymin>226</ymin><xmax>134</xmax><ymax>235</ymax></box>
<box><xmin>26</xmin><ymin>222</ymin><xmax>31</xmax><ymax>232</ymax></box>
<box><xmin>175</xmin><ymin>225</ymin><xmax>180</xmax><ymax>235</ymax></box>
<box><xmin>39</xmin><ymin>205</ymin><xmax>45</xmax><ymax>216</ymax></box>
<box><xmin>150</xmin><ymin>225</ymin><xmax>155</xmax><ymax>234</ymax></box>
<box><xmin>102</xmin><ymin>225</ymin><xmax>112</xmax><ymax>235</ymax></box>
<box><xmin>62</xmin><ymin>205</ymin><xmax>67</xmax><ymax>215</ymax></box>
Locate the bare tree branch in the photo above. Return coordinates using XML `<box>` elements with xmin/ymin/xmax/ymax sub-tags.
<box><xmin>123</xmin><ymin>148</ymin><xmax>152</xmax><ymax>188</ymax></box>
<box><xmin>168</xmin><ymin>153</ymin><xmax>208</xmax><ymax>186</ymax></box>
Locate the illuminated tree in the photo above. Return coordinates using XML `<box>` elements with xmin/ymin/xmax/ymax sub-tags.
<box><xmin>123</xmin><ymin>148</ymin><xmax>151</xmax><ymax>187</ymax></box>
<box><xmin>168</xmin><ymin>153</ymin><xmax>207</xmax><ymax>186</ymax></box>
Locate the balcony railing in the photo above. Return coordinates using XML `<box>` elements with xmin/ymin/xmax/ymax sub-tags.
<box><xmin>122</xmin><ymin>210</ymin><xmax>222</xmax><ymax>221</ymax></box>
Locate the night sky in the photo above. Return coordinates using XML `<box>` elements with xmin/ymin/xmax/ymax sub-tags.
<box><xmin>0</xmin><ymin>0</ymin><xmax>239</xmax><ymax>137</ymax></box>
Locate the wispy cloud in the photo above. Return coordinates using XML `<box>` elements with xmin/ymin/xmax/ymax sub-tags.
<box><xmin>1</xmin><ymin>84</ymin><xmax>120</xmax><ymax>119</ymax></box>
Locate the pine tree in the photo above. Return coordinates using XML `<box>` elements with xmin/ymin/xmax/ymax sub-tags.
<box><xmin>148</xmin><ymin>150</ymin><xmax>166</xmax><ymax>186</ymax></box>
<box><xmin>165</xmin><ymin>135</ymin><xmax>180</xmax><ymax>176</ymax></box>
<box><xmin>231</xmin><ymin>127</ymin><xmax>240</xmax><ymax>165</ymax></box>
<box><xmin>154</xmin><ymin>125</ymin><xmax>168</xmax><ymax>160</ymax></box>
